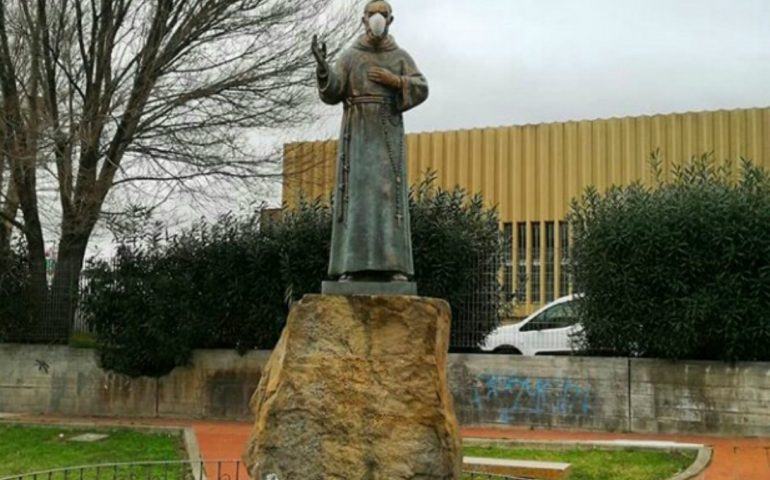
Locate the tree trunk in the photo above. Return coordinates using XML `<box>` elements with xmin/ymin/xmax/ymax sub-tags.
<box><xmin>46</xmin><ymin>230</ymin><xmax>91</xmax><ymax>343</ymax></box>
<box><xmin>0</xmin><ymin>221</ymin><xmax>10</xmax><ymax>270</ymax></box>
<box><xmin>23</xmin><ymin>220</ymin><xmax>48</xmax><ymax>340</ymax></box>
<box><xmin>0</xmin><ymin>181</ymin><xmax>19</xmax><ymax>263</ymax></box>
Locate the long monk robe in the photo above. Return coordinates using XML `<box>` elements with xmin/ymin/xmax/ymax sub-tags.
<box><xmin>319</xmin><ymin>34</ymin><xmax>429</xmax><ymax>278</ymax></box>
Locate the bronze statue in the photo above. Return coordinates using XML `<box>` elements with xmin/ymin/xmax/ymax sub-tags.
<box><xmin>313</xmin><ymin>0</ymin><xmax>428</xmax><ymax>293</ymax></box>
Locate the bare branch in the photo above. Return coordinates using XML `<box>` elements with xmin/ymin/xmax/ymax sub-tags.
<box><xmin>112</xmin><ymin>169</ymin><xmax>282</xmax><ymax>187</ymax></box>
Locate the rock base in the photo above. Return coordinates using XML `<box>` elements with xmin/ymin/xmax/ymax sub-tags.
<box><xmin>242</xmin><ymin>294</ymin><xmax>462</xmax><ymax>480</ymax></box>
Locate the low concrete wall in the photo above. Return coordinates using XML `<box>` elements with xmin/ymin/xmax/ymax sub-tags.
<box><xmin>0</xmin><ymin>344</ymin><xmax>156</xmax><ymax>417</ymax></box>
<box><xmin>159</xmin><ymin>350</ymin><xmax>270</xmax><ymax>419</ymax></box>
<box><xmin>448</xmin><ymin>355</ymin><xmax>630</xmax><ymax>432</ymax></box>
<box><xmin>2</xmin><ymin>344</ymin><xmax>770</xmax><ymax>436</ymax></box>
<box><xmin>0</xmin><ymin>344</ymin><xmax>269</xmax><ymax>420</ymax></box>
<box><xmin>630</xmin><ymin>359</ymin><xmax>770</xmax><ymax>436</ymax></box>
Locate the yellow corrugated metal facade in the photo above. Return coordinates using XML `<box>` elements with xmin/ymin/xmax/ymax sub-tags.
<box><xmin>283</xmin><ymin>107</ymin><xmax>770</xmax><ymax>316</ymax></box>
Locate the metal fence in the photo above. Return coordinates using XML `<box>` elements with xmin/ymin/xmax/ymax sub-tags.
<box><xmin>450</xmin><ymin>253</ymin><xmax>509</xmax><ymax>350</ymax></box>
<box><xmin>1</xmin><ymin>246</ymin><xmax>585</xmax><ymax>355</ymax></box>
<box><xmin>0</xmin><ymin>460</ymin><xmax>527</xmax><ymax>480</ymax></box>
<box><xmin>0</xmin><ymin>460</ymin><xmax>241</xmax><ymax>480</ymax></box>
<box><xmin>0</xmin><ymin>278</ymin><xmax>71</xmax><ymax>344</ymax></box>
<box><xmin>0</xmin><ymin>265</ymin><xmax>91</xmax><ymax>344</ymax></box>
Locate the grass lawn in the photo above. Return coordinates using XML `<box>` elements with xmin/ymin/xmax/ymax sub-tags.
<box><xmin>0</xmin><ymin>425</ymin><xmax>184</xmax><ymax>477</ymax></box>
<box><xmin>0</xmin><ymin>424</ymin><xmax>696</xmax><ymax>480</ymax></box>
<box><xmin>464</xmin><ymin>445</ymin><xmax>696</xmax><ymax>480</ymax></box>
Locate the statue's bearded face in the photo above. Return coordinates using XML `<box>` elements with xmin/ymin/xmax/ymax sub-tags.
<box><xmin>363</xmin><ymin>1</ymin><xmax>393</xmax><ymax>41</ymax></box>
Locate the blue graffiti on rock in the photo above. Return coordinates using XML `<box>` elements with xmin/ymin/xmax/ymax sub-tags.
<box><xmin>471</xmin><ymin>374</ymin><xmax>591</xmax><ymax>422</ymax></box>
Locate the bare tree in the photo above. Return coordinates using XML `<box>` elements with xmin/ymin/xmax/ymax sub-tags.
<box><xmin>0</xmin><ymin>0</ymin><xmax>355</xmax><ymax>340</ymax></box>
<box><xmin>0</xmin><ymin>1</ymin><xmax>30</xmax><ymax>265</ymax></box>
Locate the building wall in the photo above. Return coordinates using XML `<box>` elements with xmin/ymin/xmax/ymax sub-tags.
<box><xmin>4</xmin><ymin>344</ymin><xmax>770</xmax><ymax>436</ymax></box>
<box><xmin>283</xmin><ymin>107</ymin><xmax>770</xmax><ymax>316</ymax></box>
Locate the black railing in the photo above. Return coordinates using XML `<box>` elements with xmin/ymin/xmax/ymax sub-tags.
<box><xmin>2</xmin><ymin>460</ymin><xmax>527</xmax><ymax>480</ymax></box>
<box><xmin>0</xmin><ymin>460</ymin><xmax>244</xmax><ymax>480</ymax></box>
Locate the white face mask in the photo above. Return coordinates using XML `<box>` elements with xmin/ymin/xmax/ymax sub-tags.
<box><xmin>368</xmin><ymin>13</ymin><xmax>387</xmax><ymax>38</ymax></box>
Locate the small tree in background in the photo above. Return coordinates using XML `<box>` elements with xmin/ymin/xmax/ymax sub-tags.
<box><xmin>569</xmin><ymin>153</ymin><xmax>770</xmax><ymax>361</ymax></box>
<box><xmin>0</xmin><ymin>238</ymin><xmax>32</xmax><ymax>341</ymax></box>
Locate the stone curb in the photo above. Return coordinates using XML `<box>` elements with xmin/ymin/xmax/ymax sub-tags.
<box><xmin>463</xmin><ymin>438</ymin><xmax>712</xmax><ymax>480</ymax></box>
<box><xmin>670</xmin><ymin>446</ymin><xmax>712</xmax><ymax>480</ymax></box>
<box><xmin>183</xmin><ymin>427</ymin><xmax>207</xmax><ymax>480</ymax></box>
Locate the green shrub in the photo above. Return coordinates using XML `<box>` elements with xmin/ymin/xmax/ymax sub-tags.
<box><xmin>411</xmin><ymin>173</ymin><xmax>506</xmax><ymax>349</ymax></box>
<box><xmin>82</xmin><ymin>174</ymin><xmax>507</xmax><ymax>376</ymax></box>
<box><xmin>0</xmin><ymin>240</ymin><xmax>33</xmax><ymax>341</ymax></box>
<box><xmin>84</xmin><ymin>246</ymin><xmax>196</xmax><ymax>377</ymax></box>
<box><xmin>569</xmin><ymin>154</ymin><xmax>770</xmax><ymax>361</ymax></box>
<box><xmin>83</xmin><ymin>213</ymin><xmax>290</xmax><ymax>377</ymax></box>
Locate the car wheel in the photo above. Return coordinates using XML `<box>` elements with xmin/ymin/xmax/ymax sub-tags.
<box><xmin>493</xmin><ymin>346</ymin><xmax>522</xmax><ymax>355</ymax></box>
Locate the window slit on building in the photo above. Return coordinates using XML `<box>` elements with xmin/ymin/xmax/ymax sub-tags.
<box><xmin>559</xmin><ymin>221</ymin><xmax>570</xmax><ymax>296</ymax></box>
<box><xmin>531</xmin><ymin>222</ymin><xmax>541</xmax><ymax>304</ymax></box>
<box><xmin>503</xmin><ymin>223</ymin><xmax>513</xmax><ymax>301</ymax></box>
<box><xmin>516</xmin><ymin>222</ymin><xmax>526</xmax><ymax>302</ymax></box>
<box><xmin>545</xmin><ymin>221</ymin><xmax>555</xmax><ymax>302</ymax></box>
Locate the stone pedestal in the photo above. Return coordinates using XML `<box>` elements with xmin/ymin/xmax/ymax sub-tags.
<box><xmin>242</xmin><ymin>295</ymin><xmax>462</xmax><ymax>480</ymax></box>
<box><xmin>321</xmin><ymin>280</ymin><xmax>417</xmax><ymax>296</ymax></box>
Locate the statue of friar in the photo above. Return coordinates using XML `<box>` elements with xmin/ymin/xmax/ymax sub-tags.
<box><xmin>313</xmin><ymin>0</ymin><xmax>428</xmax><ymax>291</ymax></box>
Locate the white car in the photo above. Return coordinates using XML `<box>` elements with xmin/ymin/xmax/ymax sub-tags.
<box><xmin>480</xmin><ymin>294</ymin><xmax>582</xmax><ymax>355</ymax></box>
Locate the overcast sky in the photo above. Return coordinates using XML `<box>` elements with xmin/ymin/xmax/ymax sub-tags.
<box><xmin>308</xmin><ymin>0</ymin><xmax>770</xmax><ymax>139</ymax></box>
<box><xmin>87</xmin><ymin>0</ymin><xmax>770</xmax><ymax>255</ymax></box>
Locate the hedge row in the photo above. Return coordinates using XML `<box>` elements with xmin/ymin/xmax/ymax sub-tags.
<box><xmin>82</xmin><ymin>175</ymin><xmax>506</xmax><ymax>376</ymax></box>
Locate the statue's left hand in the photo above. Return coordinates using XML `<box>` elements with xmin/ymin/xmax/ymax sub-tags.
<box><xmin>368</xmin><ymin>67</ymin><xmax>402</xmax><ymax>89</ymax></box>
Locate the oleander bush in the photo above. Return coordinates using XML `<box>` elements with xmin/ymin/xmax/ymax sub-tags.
<box><xmin>570</xmin><ymin>153</ymin><xmax>770</xmax><ymax>361</ymax></box>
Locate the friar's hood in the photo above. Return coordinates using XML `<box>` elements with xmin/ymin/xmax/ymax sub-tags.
<box><xmin>354</xmin><ymin>34</ymin><xmax>399</xmax><ymax>52</ymax></box>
